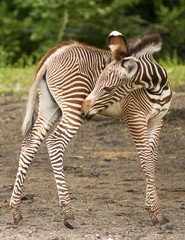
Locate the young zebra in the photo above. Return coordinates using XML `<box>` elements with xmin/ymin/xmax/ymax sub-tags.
<box><xmin>82</xmin><ymin>31</ymin><xmax>172</xmax><ymax>227</ymax></box>
<box><xmin>10</xmin><ymin>31</ymin><xmax>169</xmax><ymax>229</ymax></box>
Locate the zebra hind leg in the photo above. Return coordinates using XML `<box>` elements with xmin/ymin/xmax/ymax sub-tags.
<box><xmin>10</xmin><ymin>115</ymin><xmax>58</xmax><ymax>224</ymax></box>
<box><xmin>10</xmin><ymin>79</ymin><xmax>61</xmax><ymax>225</ymax></box>
<box><xmin>46</xmin><ymin>111</ymin><xmax>83</xmax><ymax>229</ymax></box>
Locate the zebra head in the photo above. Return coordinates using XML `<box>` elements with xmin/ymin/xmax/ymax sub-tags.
<box><xmin>81</xmin><ymin>31</ymin><xmax>141</xmax><ymax>119</ymax></box>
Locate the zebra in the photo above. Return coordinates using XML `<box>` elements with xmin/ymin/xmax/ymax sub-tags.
<box><xmin>81</xmin><ymin>31</ymin><xmax>172</xmax><ymax>227</ymax></box>
<box><xmin>10</xmin><ymin>31</ymin><xmax>168</xmax><ymax>229</ymax></box>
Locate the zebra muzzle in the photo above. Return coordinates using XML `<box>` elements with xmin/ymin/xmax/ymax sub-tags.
<box><xmin>81</xmin><ymin>111</ymin><xmax>95</xmax><ymax>120</ymax></box>
<box><xmin>81</xmin><ymin>99</ymin><xmax>93</xmax><ymax>119</ymax></box>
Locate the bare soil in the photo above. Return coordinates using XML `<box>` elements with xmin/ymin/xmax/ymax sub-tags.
<box><xmin>0</xmin><ymin>92</ymin><xmax>185</xmax><ymax>240</ymax></box>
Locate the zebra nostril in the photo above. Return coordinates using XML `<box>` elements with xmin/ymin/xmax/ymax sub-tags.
<box><xmin>81</xmin><ymin>111</ymin><xmax>86</xmax><ymax>118</ymax></box>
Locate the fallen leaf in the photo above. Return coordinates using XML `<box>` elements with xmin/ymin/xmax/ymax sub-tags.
<box><xmin>121</xmin><ymin>129</ymin><xmax>127</xmax><ymax>133</ymax></box>
<box><xmin>98</xmin><ymin>160</ymin><xmax>105</xmax><ymax>164</ymax></box>
<box><xmin>82</xmin><ymin>146</ymin><xmax>92</xmax><ymax>150</ymax></box>
<box><xmin>78</xmin><ymin>165</ymin><xmax>84</xmax><ymax>168</ymax></box>
<box><xmin>74</xmin><ymin>156</ymin><xmax>84</xmax><ymax>159</ymax></box>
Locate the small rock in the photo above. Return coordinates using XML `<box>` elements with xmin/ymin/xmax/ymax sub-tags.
<box><xmin>96</xmin><ymin>233</ymin><xmax>100</xmax><ymax>239</ymax></box>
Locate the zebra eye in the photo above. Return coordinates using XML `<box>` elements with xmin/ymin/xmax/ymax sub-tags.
<box><xmin>121</xmin><ymin>59</ymin><xmax>128</xmax><ymax>68</ymax></box>
<box><xmin>103</xmin><ymin>86</ymin><xmax>114</xmax><ymax>92</ymax></box>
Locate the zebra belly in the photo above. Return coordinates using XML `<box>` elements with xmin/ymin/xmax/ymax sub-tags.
<box><xmin>146</xmin><ymin>107</ymin><xmax>167</xmax><ymax>122</ymax></box>
<box><xmin>146</xmin><ymin>90</ymin><xmax>172</xmax><ymax>121</ymax></box>
<box><xmin>99</xmin><ymin>101</ymin><xmax>122</xmax><ymax>118</ymax></box>
<box><xmin>146</xmin><ymin>99</ymin><xmax>171</xmax><ymax>122</ymax></box>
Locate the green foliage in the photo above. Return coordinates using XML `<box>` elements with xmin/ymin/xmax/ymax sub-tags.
<box><xmin>156</xmin><ymin>2</ymin><xmax>185</xmax><ymax>59</ymax></box>
<box><xmin>1</xmin><ymin>0</ymin><xmax>185</xmax><ymax>65</ymax></box>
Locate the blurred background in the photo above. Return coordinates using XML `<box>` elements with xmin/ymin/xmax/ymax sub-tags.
<box><xmin>0</xmin><ymin>0</ymin><xmax>185</xmax><ymax>97</ymax></box>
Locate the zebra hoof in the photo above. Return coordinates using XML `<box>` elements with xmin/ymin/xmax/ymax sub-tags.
<box><xmin>14</xmin><ymin>216</ymin><xmax>23</xmax><ymax>225</ymax></box>
<box><xmin>152</xmin><ymin>218</ymin><xmax>158</xmax><ymax>226</ymax></box>
<box><xmin>159</xmin><ymin>216</ymin><xmax>170</xmax><ymax>225</ymax></box>
<box><xmin>63</xmin><ymin>211</ymin><xmax>75</xmax><ymax>229</ymax></box>
<box><xmin>64</xmin><ymin>219</ymin><xmax>75</xmax><ymax>229</ymax></box>
<box><xmin>13</xmin><ymin>215</ymin><xmax>23</xmax><ymax>225</ymax></box>
<box><xmin>10</xmin><ymin>203</ymin><xmax>23</xmax><ymax>225</ymax></box>
<box><xmin>159</xmin><ymin>217</ymin><xmax>173</xmax><ymax>230</ymax></box>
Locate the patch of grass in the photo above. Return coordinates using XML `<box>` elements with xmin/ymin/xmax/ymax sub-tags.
<box><xmin>159</xmin><ymin>61</ymin><xmax>185</xmax><ymax>91</ymax></box>
<box><xmin>0</xmin><ymin>65</ymin><xmax>36</xmax><ymax>99</ymax></box>
<box><xmin>159</xmin><ymin>55</ymin><xmax>185</xmax><ymax>91</ymax></box>
<box><xmin>167</xmin><ymin>65</ymin><xmax>185</xmax><ymax>91</ymax></box>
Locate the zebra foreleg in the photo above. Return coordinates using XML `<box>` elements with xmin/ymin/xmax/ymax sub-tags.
<box><xmin>147</xmin><ymin>118</ymin><xmax>163</xmax><ymax>174</ymax></box>
<box><xmin>125</xmin><ymin>116</ymin><xmax>168</xmax><ymax>226</ymax></box>
<box><xmin>146</xmin><ymin>117</ymin><xmax>171</xmax><ymax>228</ymax></box>
<box><xmin>46</xmin><ymin>113</ymin><xmax>83</xmax><ymax>229</ymax></box>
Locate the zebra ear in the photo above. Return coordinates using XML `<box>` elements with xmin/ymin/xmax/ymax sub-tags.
<box><xmin>121</xmin><ymin>57</ymin><xmax>140</xmax><ymax>77</ymax></box>
<box><xmin>107</xmin><ymin>31</ymin><xmax>128</xmax><ymax>60</ymax></box>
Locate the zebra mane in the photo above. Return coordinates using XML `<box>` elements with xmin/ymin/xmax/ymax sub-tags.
<box><xmin>128</xmin><ymin>34</ymin><xmax>162</xmax><ymax>58</ymax></box>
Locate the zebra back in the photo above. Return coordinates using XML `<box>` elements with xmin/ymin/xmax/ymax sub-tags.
<box><xmin>22</xmin><ymin>41</ymin><xmax>110</xmax><ymax>136</ymax></box>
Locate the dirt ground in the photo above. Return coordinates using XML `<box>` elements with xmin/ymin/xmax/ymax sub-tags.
<box><xmin>0</xmin><ymin>92</ymin><xmax>185</xmax><ymax>240</ymax></box>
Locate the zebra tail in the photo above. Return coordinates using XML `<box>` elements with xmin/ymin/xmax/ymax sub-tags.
<box><xmin>22</xmin><ymin>65</ymin><xmax>46</xmax><ymax>136</ymax></box>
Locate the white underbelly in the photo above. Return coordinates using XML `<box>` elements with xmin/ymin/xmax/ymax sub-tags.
<box><xmin>146</xmin><ymin>99</ymin><xmax>171</xmax><ymax>121</ymax></box>
<box><xmin>99</xmin><ymin>102</ymin><xmax>122</xmax><ymax>118</ymax></box>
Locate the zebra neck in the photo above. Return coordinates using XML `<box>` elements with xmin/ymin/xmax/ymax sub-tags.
<box><xmin>77</xmin><ymin>46</ymin><xmax>111</xmax><ymax>85</ymax></box>
<box><xmin>138</xmin><ymin>54</ymin><xmax>168</xmax><ymax>95</ymax></box>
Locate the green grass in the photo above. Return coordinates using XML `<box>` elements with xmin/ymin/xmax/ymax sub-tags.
<box><xmin>0</xmin><ymin>62</ymin><xmax>185</xmax><ymax>99</ymax></box>
<box><xmin>159</xmin><ymin>57</ymin><xmax>185</xmax><ymax>91</ymax></box>
<box><xmin>0</xmin><ymin>65</ymin><xmax>36</xmax><ymax>99</ymax></box>
<box><xmin>166</xmin><ymin>65</ymin><xmax>185</xmax><ymax>91</ymax></box>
